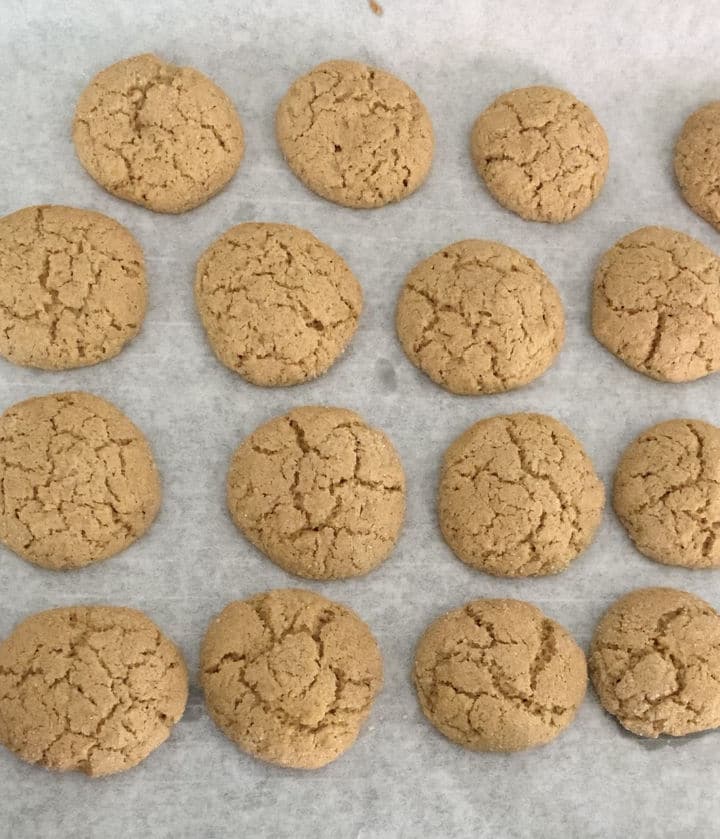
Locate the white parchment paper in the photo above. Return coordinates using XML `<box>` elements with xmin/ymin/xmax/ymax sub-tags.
<box><xmin>1</xmin><ymin>1</ymin><xmax>719</xmax><ymax>836</ymax></box>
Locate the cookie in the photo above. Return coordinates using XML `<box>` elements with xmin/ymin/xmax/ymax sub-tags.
<box><xmin>593</xmin><ymin>227</ymin><xmax>720</xmax><ymax>382</ymax></box>
<box><xmin>614</xmin><ymin>419</ymin><xmax>720</xmax><ymax>568</ymax></box>
<box><xmin>0</xmin><ymin>391</ymin><xmax>161</xmax><ymax>570</ymax></box>
<box><xmin>439</xmin><ymin>413</ymin><xmax>604</xmax><ymax>576</ymax></box>
<box><xmin>675</xmin><ymin>102</ymin><xmax>720</xmax><ymax>232</ymax></box>
<box><xmin>201</xmin><ymin>589</ymin><xmax>383</xmax><ymax>769</ymax></box>
<box><xmin>73</xmin><ymin>53</ymin><xmax>244</xmax><ymax>213</ymax></box>
<box><xmin>590</xmin><ymin>588</ymin><xmax>720</xmax><ymax>738</ymax></box>
<box><xmin>276</xmin><ymin>59</ymin><xmax>433</xmax><ymax>208</ymax></box>
<box><xmin>195</xmin><ymin>223</ymin><xmax>362</xmax><ymax>386</ymax></box>
<box><xmin>0</xmin><ymin>205</ymin><xmax>146</xmax><ymax>370</ymax></box>
<box><xmin>471</xmin><ymin>86</ymin><xmax>609</xmax><ymax>222</ymax></box>
<box><xmin>396</xmin><ymin>239</ymin><xmax>564</xmax><ymax>394</ymax></box>
<box><xmin>414</xmin><ymin>598</ymin><xmax>587</xmax><ymax>751</ymax></box>
<box><xmin>227</xmin><ymin>406</ymin><xmax>405</xmax><ymax>579</ymax></box>
<box><xmin>0</xmin><ymin>606</ymin><xmax>187</xmax><ymax>776</ymax></box>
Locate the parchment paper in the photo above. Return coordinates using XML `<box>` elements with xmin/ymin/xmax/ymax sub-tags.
<box><xmin>1</xmin><ymin>1</ymin><xmax>719</xmax><ymax>836</ymax></box>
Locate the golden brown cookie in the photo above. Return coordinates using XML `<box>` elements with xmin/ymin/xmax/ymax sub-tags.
<box><xmin>614</xmin><ymin>419</ymin><xmax>720</xmax><ymax>568</ymax></box>
<box><xmin>195</xmin><ymin>223</ymin><xmax>362</xmax><ymax>386</ymax></box>
<box><xmin>439</xmin><ymin>413</ymin><xmax>604</xmax><ymax>576</ymax></box>
<box><xmin>471</xmin><ymin>86</ymin><xmax>609</xmax><ymax>222</ymax></box>
<box><xmin>276</xmin><ymin>59</ymin><xmax>433</xmax><ymax>208</ymax></box>
<box><xmin>0</xmin><ymin>205</ymin><xmax>146</xmax><ymax>370</ymax></box>
<box><xmin>396</xmin><ymin>239</ymin><xmax>564</xmax><ymax>394</ymax></box>
<box><xmin>414</xmin><ymin>598</ymin><xmax>587</xmax><ymax>751</ymax></box>
<box><xmin>0</xmin><ymin>391</ymin><xmax>161</xmax><ymax>570</ymax></box>
<box><xmin>675</xmin><ymin>102</ymin><xmax>720</xmax><ymax>232</ymax></box>
<box><xmin>590</xmin><ymin>588</ymin><xmax>720</xmax><ymax>738</ymax></box>
<box><xmin>593</xmin><ymin>227</ymin><xmax>720</xmax><ymax>382</ymax></box>
<box><xmin>0</xmin><ymin>606</ymin><xmax>188</xmax><ymax>776</ymax></box>
<box><xmin>73</xmin><ymin>53</ymin><xmax>244</xmax><ymax>213</ymax></box>
<box><xmin>201</xmin><ymin>589</ymin><xmax>383</xmax><ymax>769</ymax></box>
<box><xmin>227</xmin><ymin>406</ymin><xmax>405</xmax><ymax>579</ymax></box>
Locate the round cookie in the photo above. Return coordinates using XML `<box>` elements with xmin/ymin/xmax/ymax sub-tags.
<box><xmin>0</xmin><ymin>205</ymin><xmax>147</xmax><ymax>370</ymax></box>
<box><xmin>276</xmin><ymin>59</ymin><xmax>433</xmax><ymax>208</ymax></box>
<box><xmin>195</xmin><ymin>223</ymin><xmax>362</xmax><ymax>386</ymax></box>
<box><xmin>396</xmin><ymin>239</ymin><xmax>564</xmax><ymax>394</ymax></box>
<box><xmin>439</xmin><ymin>413</ymin><xmax>604</xmax><ymax>576</ymax></box>
<box><xmin>614</xmin><ymin>419</ymin><xmax>720</xmax><ymax>568</ymax></box>
<box><xmin>593</xmin><ymin>227</ymin><xmax>720</xmax><ymax>382</ymax></box>
<box><xmin>414</xmin><ymin>598</ymin><xmax>587</xmax><ymax>751</ymax></box>
<box><xmin>227</xmin><ymin>406</ymin><xmax>405</xmax><ymax>579</ymax></box>
<box><xmin>675</xmin><ymin>102</ymin><xmax>720</xmax><ymax>232</ymax></box>
<box><xmin>0</xmin><ymin>606</ymin><xmax>188</xmax><ymax>776</ymax></box>
<box><xmin>0</xmin><ymin>391</ymin><xmax>161</xmax><ymax>570</ymax></box>
<box><xmin>471</xmin><ymin>85</ymin><xmax>609</xmax><ymax>222</ymax></box>
<box><xmin>201</xmin><ymin>589</ymin><xmax>383</xmax><ymax>769</ymax></box>
<box><xmin>590</xmin><ymin>588</ymin><xmax>720</xmax><ymax>738</ymax></box>
<box><xmin>73</xmin><ymin>53</ymin><xmax>244</xmax><ymax>213</ymax></box>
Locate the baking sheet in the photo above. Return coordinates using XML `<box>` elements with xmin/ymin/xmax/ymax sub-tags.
<box><xmin>1</xmin><ymin>1</ymin><xmax>719</xmax><ymax>836</ymax></box>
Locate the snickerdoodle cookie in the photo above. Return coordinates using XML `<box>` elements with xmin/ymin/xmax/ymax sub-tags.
<box><xmin>0</xmin><ymin>606</ymin><xmax>187</xmax><ymax>776</ymax></box>
<box><xmin>396</xmin><ymin>239</ymin><xmax>564</xmax><ymax>394</ymax></box>
<box><xmin>227</xmin><ymin>406</ymin><xmax>405</xmax><ymax>579</ymax></box>
<box><xmin>590</xmin><ymin>588</ymin><xmax>720</xmax><ymax>737</ymax></box>
<box><xmin>471</xmin><ymin>85</ymin><xmax>608</xmax><ymax>222</ymax></box>
<box><xmin>439</xmin><ymin>413</ymin><xmax>604</xmax><ymax>576</ymax></box>
<box><xmin>414</xmin><ymin>598</ymin><xmax>587</xmax><ymax>751</ymax></box>
<box><xmin>0</xmin><ymin>391</ymin><xmax>161</xmax><ymax>570</ymax></box>
<box><xmin>201</xmin><ymin>589</ymin><xmax>383</xmax><ymax>768</ymax></box>
<box><xmin>276</xmin><ymin>60</ymin><xmax>433</xmax><ymax>208</ymax></box>
<box><xmin>195</xmin><ymin>223</ymin><xmax>362</xmax><ymax>386</ymax></box>
<box><xmin>73</xmin><ymin>53</ymin><xmax>244</xmax><ymax>213</ymax></box>
<box><xmin>0</xmin><ymin>205</ymin><xmax>146</xmax><ymax>370</ymax></box>
<box><xmin>675</xmin><ymin>102</ymin><xmax>720</xmax><ymax>232</ymax></box>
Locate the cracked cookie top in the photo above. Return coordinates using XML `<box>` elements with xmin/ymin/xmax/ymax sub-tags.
<box><xmin>614</xmin><ymin>419</ymin><xmax>720</xmax><ymax>568</ymax></box>
<box><xmin>73</xmin><ymin>53</ymin><xmax>244</xmax><ymax>213</ymax></box>
<box><xmin>590</xmin><ymin>587</ymin><xmax>720</xmax><ymax>738</ymax></box>
<box><xmin>414</xmin><ymin>598</ymin><xmax>587</xmax><ymax>751</ymax></box>
<box><xmin>0</xmin><ymin>205</ymin><xmax>147</xmax><ymax>370</ymax></box>
<box><xmin>396</xmin><ymin>239</ymin><xmax>564</xmax><ymax>394</ymax></box>
<box><xmin>593</xmin><ymin>227</ymin><xmax>720</xmax><ymax>382</ymax></box>
<box><xmin>439</xmin><ymin>413</ymin><xmax>604</xmax><ymax>577</ymax></box>
<box><xmin>195</xmin><ymin>223</ymin><xmax>362</xmax><ymax>386</ymax></box>
<box><xmin>0</xmin><ymin>391</ymin><xmax>161</xmax><ymax>570</ymax></box>
<box><xmin>0</xmin><ymin>606</ymin><xmax>188</xmax><ymax>776</ymax></box>
<box><xmin>227</xmin><ymin>406</ymin><xmax>405</xmax><ymax>580</ymax></box>
<box><xmin>471</xmin><ymin>85</ymin><xmax>609</xmax><ymax>222</ymax></box>
<box><xmin>201</xmin><ymin>589</ymin><xmax>383</xmax><ymax>768</ymax></box>
<box><xmin>675</xmin><ymin>102</ymin><xmax>720</xmax><ymax>232</ymax></box>
<box><xmin>276</xmin><ymin>59</ymin><xmax>434</xmax><ymax>208</ymax></box>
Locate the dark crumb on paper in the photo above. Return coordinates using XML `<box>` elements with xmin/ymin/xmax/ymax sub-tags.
<box><xmin>369</xmin><ymin>0</ymin><xmax>384</xmax><ymax>15</ymax></box>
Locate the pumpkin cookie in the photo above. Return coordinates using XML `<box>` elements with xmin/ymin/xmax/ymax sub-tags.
<box><xmin>0</xmin><ymin>391</ymin><xmax>161</xmax><ymax>570</ymax></box>
<box><xmin>675</xmin><ymin>102</ymin><xmax>720</xmax><ymax>232</ymax></box>
<box><xmin>201</xmin><ymin>589</ymin><xmax>383</xmax><ymax>768</ymax></box>
<box><xmin>276</xmin><ymin>59</ymin><xmax>433</xmax><ymax>208</ymax></box>
<box><xmin>73</xmin><ymin>53</ymin><xmax>244</xmax><ymax>213</ymax></box>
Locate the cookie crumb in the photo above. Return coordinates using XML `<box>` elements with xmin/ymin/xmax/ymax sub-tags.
<box><xmin>369</xmin><ymin>0</ymin><xmax>384</xmax><ymax>15</ymax></box>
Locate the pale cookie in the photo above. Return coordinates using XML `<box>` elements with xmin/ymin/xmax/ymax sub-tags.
<box><xmin>195</xmin><ymin>223</ymin><xmax>362</xmax><ymax>386</ymax></box>
<box><xmin>276</xmin><ymin>59</ymin><xmax>434</xmax><ymax>208</ymax></box>
<box><xmin>0</xmin><ymin>606</ymin><xmax>188</xmax><ymax>776</ymax></box>
<box><xmin>396</xmin><ymin>239</ymin><xmax>564</xmax><ymax>394</ymax></box>
<box><xmin>439</xmin><ymin>413</ymin><xmax>604</xmax><ymax>576</ymax></box>
<box><xmin>471</xmin><ymin>86</ymin><xmax>609</xmax><ymax>222</ymax></box>
<box><xmin>0</xmin><ymin>205</ymin><xmax>146</xmax><ymax>370</ymax></box>
<box><xmin>675</xmin><ymin>102</ymin><xmax>720</xmax><ymax>232</ymax></box>
<box><xmin>73</xmin><ymin>53</ymin><xmax>244</xmax><ymax>213</ymax></box>
<box><xmin>593</xmin><ymin>227</ymin><xmax>720</xmax><ymax>382</ymax></box>
<box><xmin>614</xmin><ymin>419</ymin><xmax>720</xmax><ymax>568</ymax></box>
<box><xmin>201</xmin><ymin>589</ymin><xmax>383</xmax><ymax>769</ymax></box>
<box><xmin>590</xmin><ymin>588</ymin><xmax>720</xmax><ymax>738</ymax></box>
<box><xmin>0</xmin><ymin>391</ymin><xmax>161</xmax><ymax>570</ymax></box>
<box><xmin>227</xmin><ymin>406</ymin><xmax>405</xmax><ymax>579</ymax></box>
<box><xmin>414</xmin><ymin>598</ymin><xmax>587</xmax><ymax>751</ymax></box>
